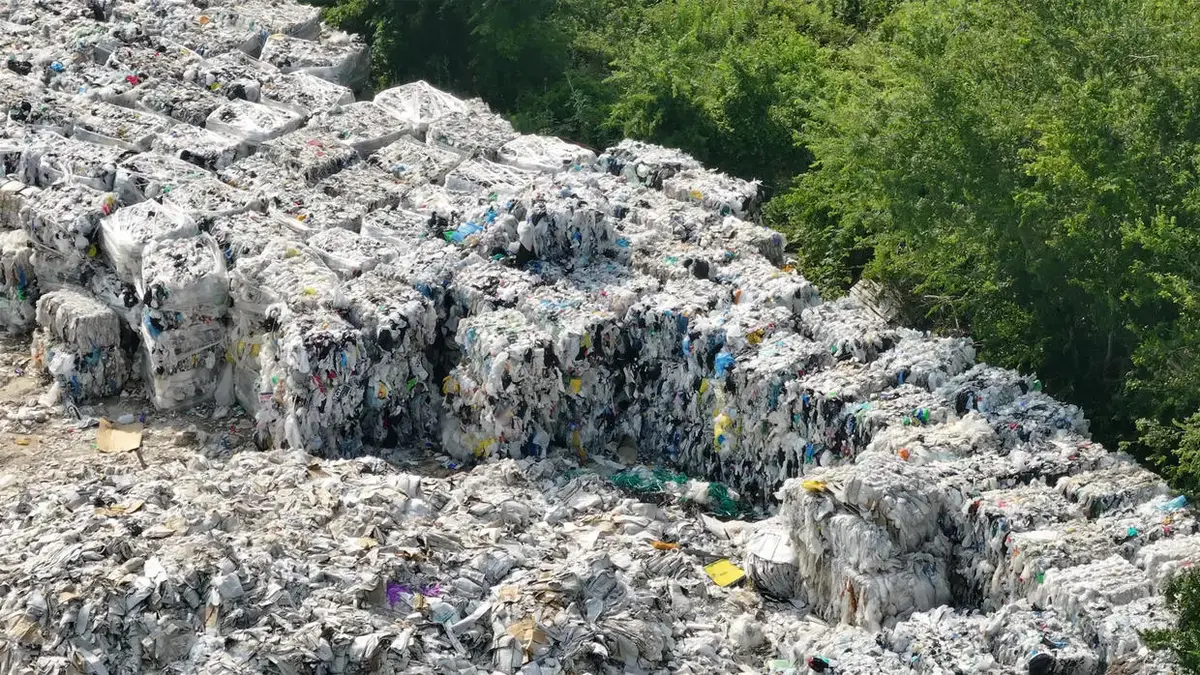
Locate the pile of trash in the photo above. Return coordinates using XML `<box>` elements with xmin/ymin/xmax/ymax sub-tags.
<box><xmin>0</xmin><ymin>0</ymin><xmax>1196</xmax><ymax>672</ymax></box>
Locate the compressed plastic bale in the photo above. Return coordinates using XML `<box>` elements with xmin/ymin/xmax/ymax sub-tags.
<box><xmin>139</xmin><ymin>310</ymin><xmax>225</xmax><ymax>410</ymax></box>
<box><xmin>1058</xmin><ymin>461</ymin><xmax>1172</xmax><ymax>519</ymax></box>
<box><xmin>372</xmin><ymin>80</ymin><xmax>468</xmax><ymax>137</ymax></box>
<box><xmin>442</xmin><ymin>308</ymin><xmax>562</xmax><ymax>460</ymax></box>
<box><xmin>4</xmin><ymin>87</ymin><xmax>77</xmax><ymax>137</ymax></box>
<box><xmin>137</xmin><ymin>233</ymin><xmax>228</xmax><ymax>317</ymax></box>
<box><xmin>209</xmin><ymin>210</ymin><xmax>291</xmax><ymax>266</ymax></box>
<box><xmin>257</xmin><ymin>130</ymin><xmax>357</xmax><ymax>185</ymax></box>
<box><xmin>714</xmin><ymin>256</ymin><xmax>819</xmax><ymax>316</ymax></box>
<box><xmin>72</xmin><ymin>102</ymin><xmax>170</xmax><ymax>152</ymax></box>
<box><xmin>267</xmin><ymin>189</ymin><xmax>366</xmax><ymax>240</ymax></box>
<box><xmin>99</xmin><ymin>198</ymin><xmax>197</xmax><ymax>282</ymax></box>
<box><xmin>1136</xmin><ymin>533</ymin><xmax>1200</xmax><ymax>590</ymax></box>
<box><xmin>25</xmin><ymin>182</ymin><xmax>118</xmax><ymax>263</ymax></box>
<box><xmin>34</xmin><ymin>286</ymin><xmax>120</xmax><ymax>352</ymax></box>
<box><xmin>113</xmin><ymin>151</ymin><xmax>208</xmax><ymax>204</ymax></box>
<box><xmin>258</xmin><ymin>71</ymin><xmax>354</xmax><ymax>118</ymax></box>
<box><xmin>0</xmin><ymin>229</ymin><xmax>37</xmax><ymax>331</ymax></box>
<box><xmin>979</xmin><ymin>602</ymin><xmax>1101</xmax><ymax>674</ymax></box>
<box><xmin>228</xmin><ymin>239</ymin><xmax>344</xmax><ymax>318</ymax></box>
<box><xmin>359</xmin><ymin>208</ymin><xmax>441</xmax><ymax>249</ymax></box>
<box><xmin>596</xmin><ymin>138</ymin><xmax>703</xmax><ymax>188</ymax></box>
<box><xmin>1030</xmin><ymin>556</ymin><xmax>1153</xmax><ymax>643</ymax></box>
<box><xmin>661</xmin><ymin>167</ymin><xmax>762</xmax><ymax>219</ymax></box>
<box><xmin>186</xmin><ymin>50</ymin><xmax>277</xmax><ymax>97</ymax></box>
<box><xmin>1090</xmin><ymin>595</ymin><xmax>1176</xmax><ymax>667</ymax></box>
<box><xmin>257</xmin><ymin>308</ymin><xmax>367</xmax><ymax>456</ymax></box>
<box><xmin>788</xmin><ymin>622</ymin><xmax>913</xmax><ymax>674</ymax></box>
<box><xmin>883</xmin><ymin>606</ymin><xmax>1000</xmax><ymax>673</ymax></box>
<box><xmin>425</xmin><ymin>99</ymin><xmax>517</xmax><ymax>161</ymax></box>
<box><xmin>863</xmin><ymin>332</ymin><xmax>977</xmax><ymax>393</ymax></box>
<box><xmin>306</xmin><ymin>228</ymin><xmax>398</xmax><ymax>278</ymax></box>
<box><xmin>513</xmin><ymin>180</ymin><xmax>619</xmax><ymax>263</ymax></box>
<box><xmin>216</xmin><ymin>154</ymin><xmax>300</xmax><ymax>200</ymax></box>
<box><xmin>205</xmin><ymin>98</ymin><xmax>303</xmax><ymax>146</ymax></box>
<box><xmin>798</xmin><ymin>299</ymin><xmax>901</xmax><ymax>367</ymax></box>
<box><xmin>693</xmin><ymin>216</ymin><xmax>787</xmax><ymax>266</ymax></box>
<box><xmin>81</xmin><ymin>257</ymin><xmax>141</xmax><ymax>328</ymax></box>
<box><xmin>258</xmin><ymin>30</ymin><xmax>370</xmax><ymax>91</ymax></box>
<box><xmin>343</xmin><ymin>271</ymin><xmax>439</xmax><ymax>442</ymax></box>
<box><xmin>308</xmin><ymin>101</ymin><xmax>408</xmax><ymax>157</ymax></box>
<box><xmin>131</xmin><ymin>77</ymin><xmax>225</xmax><ymax>127</ymax></box>
<box><xmin>152</xmin><ymin>123</ymin><xmax>244</xmax><ymax>171</ymax></box>
<box><xmin>444</xmin><ymin>158</ymin><xmax>536</xmax><ymax>199</ymax></box>
<box><xmin>315</xmin><ymin>164</ymin><xmax>405</xmax><ymax>213</ymax></box>
<box><xmin>31</xmin><ymin>286</ymin><xmax>130</xmax><ymax>399</ymax></box>
<box><xmin>743</xmin><ymin>521</ymin><xmax>800</xmax><ymax>599</ymax></box>
<box><xmin>369</xmin><ymin>135</ymin><xmax>463</xmax><ymax>186</ymax></box>
<box><xmin>935</xmin><ymin>363</ymin><xmax>1036</xmax><ymax>417</ymax></box>
<box><xmin>104</xmin><ymin>43</ymin><xmax>204</xmax><ymax>84</ymax></box>
<box><xmin>0</xmin><ymin>180</ymin><xmax>40</xmax><ymax>232</ymax></box>
<box><xmin>497</xmin><ymin>134</ymin><xmax>596</xmax><ymax>174</ymax></box>
<box><xmin>21</xmin><ymin>131</ymin><xmax>125</xmax><ymax>190</ymax></box>
<box><xmin>161</xmin><ymin>176</ymin><xmax>257</xmax><ymax>226</ymax></box>
<box><xmin>986</xmin><ymin>391</ymin><xmax>1090</xmax><ymax>448</ymax></box>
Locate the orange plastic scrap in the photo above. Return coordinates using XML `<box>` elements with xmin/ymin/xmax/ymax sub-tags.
<box><xmin>650</xmin><ymin>540</ymin><xmax>679</xmax><ymax>551</ymax></box>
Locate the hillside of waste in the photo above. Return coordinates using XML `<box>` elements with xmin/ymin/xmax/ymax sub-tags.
<box><xmin>0</xmin><ymin>0</ymin><xmax>1196</xmax><ymax>672</ymax></box>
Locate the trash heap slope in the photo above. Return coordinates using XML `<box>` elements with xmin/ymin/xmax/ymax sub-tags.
<box><xmin>0</xmin><ymin>0</ymin><xmax>1196</xmax><ymax>672</ymax></box>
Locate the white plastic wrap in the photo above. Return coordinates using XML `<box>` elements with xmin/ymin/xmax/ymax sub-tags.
<box><xmin>306</xmin><ymin>228</ymin><xmax>398</xmax><ymax>278</ymax></box>
<box><xmin>369</xmin><ymin>135</ymin><xmax>463</xmax><ymax>186</ymax></box>
<box><xmin>497</xmin><ymin>134</ymin><xmax>597</xmax><ymax>174</ymax></box>
<box><xmin>205</xmin><ymin>98</ymin><xmax>303</xmax><ymax>146</ymax></box>
<box><xmin>258</xmin><ymin>30</ymin><xmax>370</xmax><ymax>91</ymax></box>
<box><xmin>309</xmin><ymin>101</ymin><xmax>409</xmax><ymax>157</ymax></box>
<box><xmin>152</xmin><ymin>123</ymin><xmax>244</xmax><ymax>171</ymax></box>
<box><xmin>99</xmin><ymin>199</ymin><xmax>197</xmax><ymax>282</ymax></box>
<box><xmin>138</xmin><ymin>234</ymin><xmax>229</xmax><ymax>317</ymax></box>
<box><xmin>372</xmin><ymin>80</ymin><xmax>468</xmax><ymax>137</ymax></box>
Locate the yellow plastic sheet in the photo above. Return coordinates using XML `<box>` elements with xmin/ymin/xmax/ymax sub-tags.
<box><xmin>703</xmin><ymin>559</ymin><xmax>745</xmax><ymax>587</ymax></box>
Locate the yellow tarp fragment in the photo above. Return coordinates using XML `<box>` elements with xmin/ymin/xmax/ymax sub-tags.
<box><xmin>704</xmin><ymin>559</ymin><xmax>745</xmax><ymax>587</ymax></box>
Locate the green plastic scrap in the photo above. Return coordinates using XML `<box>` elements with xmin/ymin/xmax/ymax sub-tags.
<box><xmin>706</xmin><ymin>481</ymin><xmax>742</xmax><ymax>518</ymax></box>
<box><xmin>610</xmin><ymin>467</ymin><xmax>687</xmax><ymax>493</ymax></box>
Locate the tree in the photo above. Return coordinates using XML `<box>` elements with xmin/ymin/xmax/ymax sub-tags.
<box><xmin>1143</xmin><ymin>568</ymin><xmax>1200</xmax><ymax>673</ymax></box>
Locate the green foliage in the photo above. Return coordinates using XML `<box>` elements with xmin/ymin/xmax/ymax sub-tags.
<box><xmin>771</xmin><ymin>0</ymin><xmax>1200</xmax><ymax>445</ymax></box>
<box><xmin>1143</xmin><ymin>567</ymin><xmax>1200</xmax><ymax>673</ymax></box>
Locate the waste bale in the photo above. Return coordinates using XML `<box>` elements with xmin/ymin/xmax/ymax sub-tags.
<box><xmin>1030</xmin><ymin>556</ymin><xmax>1154</xmax><ymax>648</ymax></box>
<box><xmin>99</xmin><ymin>198</ymin><xmax>197</xmax><ymax>282</ymax></box>
<box><xmin>0</xmin><ymin>229</ymin><xmax>38</xmax><ymax>332</ymax></box>
<box><xmin>133</xmin><ymin>78</ymin><xmax>227</xmax><ymax>127</ymax></box>
<box><xmin>257</xmin><ymin>129</ymin><xmax>357</xmax><ymax>185</ymax></box>
<box><xmin>442</xmin><ymin>308</ymin><xmax>561</xmax><ymax>460</ymax></box>
<box><xmin>373</xmin><ymin>79</ymin><xmax>468</xmax><ymax>137</ymax></box>
<box><xmin>444</xmin><ymin>158</ymin><xmax>536</xmax><ymax>200</ymax></box>
<box><xmin>152</xmin><ymin>123</ymin><xmax>244</xmax><ymax>171</ymax></box>
<box><xmin>425</xmin><ymin>99</ymin><xmax>517</xmax><ymax>161</ymax></box>
<box><xmin>258</xmin><ymin>70</ymin><xmax>354</xmax><ymax>117</ymax></box>
<box><xmin>883</xmin><ymin>606</ymin><xmax>1000</xmax><ymax>673</ymax></box>
<box><xmin>21</xmin><ymin>130</ymin><xmax>125</xmax><ymax>190</ymax></box>
<box><xmin>309</xmin><ymin>101</ymin><xmax>409</xmax><ymax>157</ymax></box>
<box><xmin>267</xmin><ymin>188</ymin><xmax>367</xmax><ymax>240</ymax></box>
<box><xmin>257</xmin><ymin>307</ymin><xmax>367</xmax><ymax>455</ymax></box>
<box><xmin>113</xmin><ymin>151</ymin><xmax>209</xmax><ymax>204</ymax></box>
<box><xmin>344</xmin><ymin>269</ymin><xmax>439</xmax><ymax>443</ymax></box>
<box><xmin>661</xmin><ymin>167</ymin><xmax>762</xmax><ymax>219</ymax></box>
<box><xmin>359</xmin><ymin>207</ymin><xmax>440</xmax><ymax>249</ymax></box>
<box><xmin>315</xmin><ymin>163</ymin><xmax>406</xmax><ymax>213</ymax></box>
<box><xmin>25</xmin><ymin>182</ymin><xmax>118</xmax><ymax>265</ymax></box>
<box><xmin>369</xmin><ymin>134</ymin><xmax>464</xmax><ymax>186</ymax></box>
<box><xmin>138</xmin><ymin>233</ymin><xmax>229</xmax><ymax>318</ymax></box>
<box><xmin>31</xmin><ymin>286</ymin><xmax>130</xmax><ymax>400</ymax></box>
<box><xmin>161</xmin><ymin>176</ymin><xmax>257</xmax><ymax>226</ymax></box>
<box><xmin>258</xmin><ymin>29</ymin><xmax>370</xmax><ymax>91</ymax></box>
<box><xmin>307</xmin><ymin>228</ymin><xmax>399</xmax><ymax>278</ymax></box>
<box><xmin>205</xmin><ymin>98</ymin><xmax>303</xmax><ymax>146</ymax></box>
<box><xmin>138</xmin><ymin>308</ymin><xmax>224</xmax><ymax>410</ymax></box>
<box><xmin>208</xmin><ymin>210</ymin><xmax>291</xmax><ymax>266</ymax></box>
<box><xmin>72</xmin><ymin>101</ymin><xmax>171</xmax><ymax>151</ymax></box>
<box><xmin>497</xmin><ymin>134</ymin><xmax>596</xmax><ymax>174</ymax></box>
<box><xmin>596</xmin><ymin>139</ymin><xmax>702</xmax><ymax>189</ymax></box>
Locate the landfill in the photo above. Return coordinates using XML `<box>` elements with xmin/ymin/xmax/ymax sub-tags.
<box><xmin>0</xmin><ymin>1</ymin><xmax>1193</xmax><ymax>673</ymax></box>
